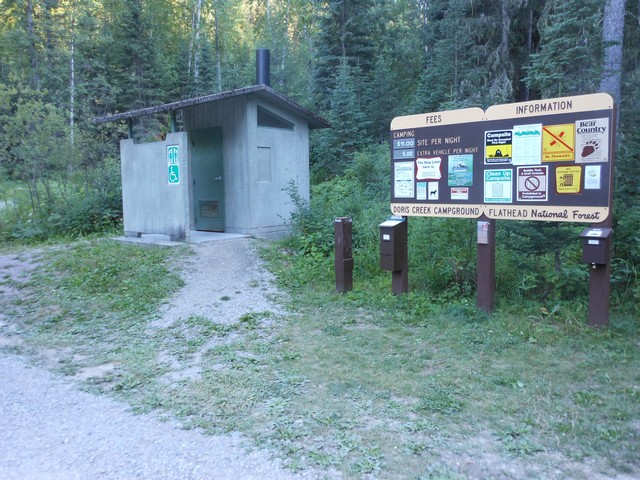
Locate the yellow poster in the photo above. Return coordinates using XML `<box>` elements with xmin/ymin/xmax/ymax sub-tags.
<box><xmin>542</xmin><ymin>124</ymin><xmax>575</xmax><ymax>162</ymax></box>
<box><xmin>484</xmin><ymin>129</ymin><xmax>513</xmax><ymax>165</ymax></box>
<box><xmin>485</xmin><ymin>143</ymin><xmax>512</xmax><ymax>161</ymax></box>
<box><xmin>556</xmin><ymin>166</ymin><xmax>582</xmax><ymax>194</ymax></box>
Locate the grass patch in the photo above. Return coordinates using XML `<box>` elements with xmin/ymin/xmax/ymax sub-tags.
<box><xmin>2</xmin><ymin>237</ymin><xmax>638</xmax><ymax>479</ymax></box>
<box><xmin>32</xmin><ymin>239</ymin><xmax>186</xmax><ymax>319</ymax></box>
<box><xmin>2</xmin><ymin>238</ymin><xmax>184</xmax><ymax>396</ymax></box>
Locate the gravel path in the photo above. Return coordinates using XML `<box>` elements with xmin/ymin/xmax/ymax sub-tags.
<box><xmin>153</xmin><ymin>237</ymin><xmax>285</xmax><ymax>330</ymax></box>
<box><xmin>0</xmin><ymin>238</ymin><xmax>320</xmax><ymax>480</ymax></box>
<box><xmin>0</xmin><ymin>353</ymin><xmax>303</xmax><ymax>480</ymax></box>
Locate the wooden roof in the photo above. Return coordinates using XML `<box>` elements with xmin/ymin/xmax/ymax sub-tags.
<box><xmin>94</xmin><ymin>85</ymin><xmax>329</xmax><ymax>129</ymax></box>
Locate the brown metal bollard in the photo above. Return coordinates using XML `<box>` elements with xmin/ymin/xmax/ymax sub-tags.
<box><xmin>334</xmin><ymin>217</ymin><xmax>354</xmax><ymax>293</ymax></box>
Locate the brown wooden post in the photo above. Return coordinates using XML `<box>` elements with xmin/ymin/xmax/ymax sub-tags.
<box><xmin>334</xmin><ymin>217</ymin><xmax>353</xmax><ymax>293</ymax></box>
<box><xmin>477</xmin><ymin>215</ymin><xmax>496</xmax><ymax>312</ymax></box>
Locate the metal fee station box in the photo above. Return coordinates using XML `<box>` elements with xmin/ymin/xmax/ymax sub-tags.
<box><xmin>379</xmin><ymin>217</ymin><xmax>407</xmax><ymax>271</ymax></box>
<box><xmin>580</xmin><ymin>228</ymin><xmax>613</xmax><ymax>265</ymax></box>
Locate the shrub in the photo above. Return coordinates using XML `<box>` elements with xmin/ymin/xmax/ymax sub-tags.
<box><xmin>286</xmin><ymin>143</ymin><xmax>640</xmax><ymax>314</ymax></box>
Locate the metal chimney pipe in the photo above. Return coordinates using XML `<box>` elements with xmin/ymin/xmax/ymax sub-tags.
<box><xmin>256</xmin><ymin>49</ymin><xmax>270</xmax><ymax>86</ymax></box>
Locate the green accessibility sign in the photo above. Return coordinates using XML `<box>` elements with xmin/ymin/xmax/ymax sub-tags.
<box><xmin>167</xmin><ymin>145</ymin><xmax>179</xmax><ymax>184</ymax></box>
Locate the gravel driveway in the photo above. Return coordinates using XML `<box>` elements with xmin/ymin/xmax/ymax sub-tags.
<box><xmin>0</xmin><ymin>353</ymin><xmax>303</xmax><ymax>480</ymax></box>
<box><xmin>0</xmin><ymin>237</ymin><xmax>320</xmax><ymax>480</ymax></box>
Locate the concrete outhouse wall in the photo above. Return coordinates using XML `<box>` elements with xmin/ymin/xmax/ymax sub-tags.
<box><xmin>249</xmin><ymin>98</ymin><xmax>310</xmax><ymax>238</ymax></box>
<box><xmin>120</xmin><ymin>132</ymin><xmax>190</xmax><ymax>241</ymax></box>
<box><xmin>183</xmin><ymin>94</ymin><xmax>309</xmax><ymax>238</ymax></box>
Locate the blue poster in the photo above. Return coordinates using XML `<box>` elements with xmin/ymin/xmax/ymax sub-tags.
<box><xmin>448</xmin><ymin>154</ymin><xmax>473</xmax><ymax>186</ymax></box>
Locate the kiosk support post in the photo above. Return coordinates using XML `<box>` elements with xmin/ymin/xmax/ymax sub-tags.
<box><xmin>391</xmin><ymin>218</ymin><xmax>409</xmax><ymax>295</ymax></box>
<box><xmin>476</xmin><ymin>215</ymin><xmax>496</xmax><ymax>313</ymax></box>
<box><xmin>588</xmin><ymin>262</ymin><xmax>611</xmax><ymax>328</ymax></box>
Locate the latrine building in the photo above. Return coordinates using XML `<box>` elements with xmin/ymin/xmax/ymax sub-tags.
<box><xmin>95</xmin><ymin>50</ymin><xmax>329</xmax><ymax>241</ymax></box>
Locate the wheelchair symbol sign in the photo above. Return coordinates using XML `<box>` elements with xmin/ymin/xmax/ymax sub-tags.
<box><xmin>167</xmin><ymin>146</ymin><xmax>180</xmax><ymax>184</ymax></box>
<box><xmin>168</xmin><ymin>164</ymin><xmax>180</xmax><ymax>184</ymax></box>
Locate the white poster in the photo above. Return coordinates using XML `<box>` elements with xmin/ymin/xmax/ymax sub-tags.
<box><xmin>416</xmin><ymin>157</ymin><xmax>442</xmax><ymax>180</ymax></box>
<box><xmin>517</xmin><ymin>166</ymin><xmax>548</xmax><ymax>201</ymax></box>
<box><xmin>584</xmin><ymin>165</ymin><xmax>601</xmax><ymax>190</ymax></box>
<box><xmin>428</xmin><ymin>182</ymin><xmax>439</xmax><ymax>200</ymax></box>
<box><xmin>416</xmin><ymin>182</ymin><xmax>427</xmax><ymax>200</ymax></box>
<box><xmin>484</xmin><ymin>169</ymin><xmax>513</xmax><ymax>203</ymax></box>
<box><xmin>451</xmin><ymin>187</ymin><xmax>469</xmax><ymax>200</ymax></box>
<box><xmin>575</xmin><ymin>118</ymin><xmax>609</xmax><ymax>164</ymax></box>
<box><xmin>394</xmin><ymin>162</ymin><xmax>415</xmax><ymax>198</ymax></box>
<box><xmin>512</xmin><ymin>124</ymin><xmax>542</xmax><ymax>165</ymax></box>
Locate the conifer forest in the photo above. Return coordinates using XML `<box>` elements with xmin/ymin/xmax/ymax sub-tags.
<box><xmin>0</xmin><ymin>0</ymin><xmax>639</xmax><ymax>313</ymax></box>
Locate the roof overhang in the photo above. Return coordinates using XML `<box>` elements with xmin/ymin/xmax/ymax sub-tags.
<box><xmin>94</xmin><ymin>84</ymin><xmax>330</xmax><ymax>130</ymax></box>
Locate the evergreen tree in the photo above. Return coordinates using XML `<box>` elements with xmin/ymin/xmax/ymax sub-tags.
<box><xmin>364</xmin><ymin>0</ymin><xmax>425</xmax><ymax>140</ymax></box>
<box><xmin>312</xmin><ymin>0</ymin><xmax>379</xmax><ymax>110</ymax></box>
<box><xmin>525</xmin><ymin>0</ymin><xmax>604</xmax><ymax>98</ymax></box>
<box><xmin>509</xmin><ymin>0</ymin><xmax>545</xmax><ymax>101</ymax></box>
<box><xmin>311</xmin><ymin>61</ymin><xmax>370</xmax><ymax>180</ymax></box>
<box><xmin>413</xmin><ymin>0</ymin><xmax>506</xmax><ymax>112</ymax></box>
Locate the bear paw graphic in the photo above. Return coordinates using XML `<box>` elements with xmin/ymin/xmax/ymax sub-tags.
<box><xmin>581</xmin><ymin>139</ymin><xmax>600</xmax><ymax>158</ymax></box>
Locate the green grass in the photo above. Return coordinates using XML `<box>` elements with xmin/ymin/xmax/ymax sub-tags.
<box><xmin>2</xmin><ymin>237</ymin><xmax>638</xmax><ymax>479</ymax></box>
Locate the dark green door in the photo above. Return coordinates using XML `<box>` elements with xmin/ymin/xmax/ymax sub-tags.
<box><xmin>191</xmin><ymin>127</ymin><xmax>224</xmax><ymax>231</ymax></box>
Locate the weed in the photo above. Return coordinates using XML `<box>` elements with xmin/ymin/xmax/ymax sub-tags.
<box><xmin>414</xmin><ymin>386</ymin><xmax>464</xmax><ymax>415</ymax></box>
<box><xmin>276</xmin><ymin>349</ymin><xmax>301</xmax><ymax>362</ymax></box>
<box><xmin>351</xmin><ymin>444</ymin><xmax>384</xmax><ymax>474</ymax></box>
<box><xmin>272</xmin><ymin>418</ymin><xmax>309</xmax><ymax>441</ymax></box>
<box><xmin>238</xmin><ymin>312</ymin><xmax>260</xmax><ymax>329</ymax></box>
<box><xmin>405</xmin><ymin>440</ymin><xmax>431</xmax><ymax>454</ymax></box>
<box><xmin>321</xmin><ymin>323</ymin><xmax>346</xmax><ymax>336</ymax></box>
<box><xmin>403</xmin><ymin>419</ymin><xmax>439</xmax><ymax>434</ymax></box>
<box><xmin>420</xmin><ymin>462</ymin><xmax>465</xmax><ymax>480</ymax></box>
<box><xmin>500</xmin><ymin>424</ymin><xmax>544</xmax><ymax>456</ymax></box>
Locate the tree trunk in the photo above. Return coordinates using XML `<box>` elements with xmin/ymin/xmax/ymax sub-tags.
<box><xmin>340</xmin><ymin>0</ymin><xmax>347</xmax><ymax>59</ymax></box>
<box><xmin>214</xmin><ymin>7</ymin><xmax>222</xmax><ymax>92</ymax></box>
<box><xmin>453</xmin><ymin>31</ymin><xmax>458</xmax><ymax>100</ymax></box>
<box><xmin>69</xmin><ymin>8</ymin><xmax>76</xmax><ymax>146</ymax></box>
<box><xmin>43</xmin><ymin>0</ymin><xmax>55</xmax><ymax>75</ymax></box>
<box><xmin>600</xmin><ymin>0</ymin><xmax>627</xmax><ymax>115</ymax></box>
<box><xmin>26</xmin><ymin>0</ymin><xmax>40</xmax><ymax>89</ymax></box>
<box><xmin>193</xmin><ymin>0</ymin><xmax>203</xmax><ymax>93</ymax></box>
<box><xmin>496</xmin><ymin>0</ymin><xmax>513</xmax><ymax>101</ymax></box>
<box><xmin>29</xmin><ymin>169</ymin><xmax>41</xmax><ymax>216</ymax></box>
<box><xmin>280</xmin><ymin>0</ymin><xmax>292</xmax><ymax>88</ymax></box>
<box><xmin>523</xmin><ymin>7</ymin><xmax>533</xmax><ymax>101</ymax></box>
<box><xmin>419</xmin><ymin>0</ymin><xmax>429</xmax><ymax>54</ymax></box>
<box><xmin>500</xmin><ymin>0</ymin><xmax>509</xmax><ymax>60</ymax></box>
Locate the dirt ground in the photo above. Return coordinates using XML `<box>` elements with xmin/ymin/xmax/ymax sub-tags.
<box><xmin>0</xmin><ymin>239</ymin><xmax>326</xmax><ymax>480</ymax></box>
